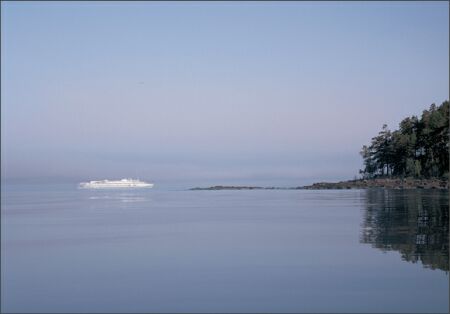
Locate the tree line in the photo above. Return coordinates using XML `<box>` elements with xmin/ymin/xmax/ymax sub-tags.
<box><xmin>360</xmin><ymin>100</ymin><xmax>449</xmax><ymax>179</ymax></box>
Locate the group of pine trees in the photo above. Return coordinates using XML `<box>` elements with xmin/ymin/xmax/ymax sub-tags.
<box><xmin>360</xmin><ymin>100</ymin><xmax>449</xmax><ymax>179</ymax></box>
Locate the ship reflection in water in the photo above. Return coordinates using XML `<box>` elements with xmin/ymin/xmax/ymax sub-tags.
<box><xmin>88</xmin><ymin>194</ymin><xmax>148</xmax><ymax>203</ymax></box>
<box><xmin>361</xmin><ymin>189</ymin><xmax>449</xmax><ymax>272</ymax></box>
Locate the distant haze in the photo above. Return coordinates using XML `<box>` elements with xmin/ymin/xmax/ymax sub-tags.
<box><xmin>1</xmin><ymin>2</ymin><xmax>449</xmax><ymax>187</ymax></box>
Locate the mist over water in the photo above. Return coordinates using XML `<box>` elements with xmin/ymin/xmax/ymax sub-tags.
<box><xmin>1</xmin><ymin>2</ymin><xmax>448</xmax><ymax>184</ymax></box>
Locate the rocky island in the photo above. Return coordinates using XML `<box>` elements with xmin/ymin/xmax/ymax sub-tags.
<box><xmin>190</xmin><ymin>178</ymin><xmax>448</xmax><ymax>191</ymax></box>
<box><xmin>190</xmin><ymin>186</ymin><xmax>288</xmax><ymax>191</ymax></box>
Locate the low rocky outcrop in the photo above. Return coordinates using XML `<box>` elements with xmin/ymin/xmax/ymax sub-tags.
<box><xmin>190</xmin><ymin>186</ymin><xmax>265</xmax><ymax>190</ymax></box>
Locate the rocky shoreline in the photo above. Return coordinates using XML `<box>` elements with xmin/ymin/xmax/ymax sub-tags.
<box><xmin>300</xmin><ymin>178</ymin><xmax>448</xmax><ymax>190</ymax></box>
<box><xmin>190</xmin><ymin>178</ymin><xmax>449</xmax><ymax>191</ymax></box>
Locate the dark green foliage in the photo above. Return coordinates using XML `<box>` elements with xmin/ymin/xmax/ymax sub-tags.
<box><xmin>360</xmin><ymin>101</ymin><xmax>449</xmax><ymax>179</ymax></box>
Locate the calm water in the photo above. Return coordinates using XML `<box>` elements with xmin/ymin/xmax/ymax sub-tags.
<box><xmin>1</xmin><ymin>184</ymin><xmax>448</xmax><ymax>313</ymax></box>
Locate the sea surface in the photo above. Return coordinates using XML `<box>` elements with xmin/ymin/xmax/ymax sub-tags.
<box><xmin>1</xmin><ymin>183</ymin><xmax>448</xmax><ymax>313</ymax></box>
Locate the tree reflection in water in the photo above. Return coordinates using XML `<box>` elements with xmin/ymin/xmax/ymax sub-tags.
<box><xmin>361</xmin><ymin>189</ymin><xmax>449</xmax><ymax>272</ymax></box>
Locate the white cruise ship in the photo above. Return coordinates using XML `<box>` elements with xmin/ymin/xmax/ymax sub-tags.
<box><xmin>79</xmin><ymin>178</ymin><xmax>154</xmax><ymax>189</ymax></box>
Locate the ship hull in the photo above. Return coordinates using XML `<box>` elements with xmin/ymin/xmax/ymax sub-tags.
<box><xmin>79</xmin><ymin>184</ymin><xmax>154</xmax><ymax>189</ymax></box>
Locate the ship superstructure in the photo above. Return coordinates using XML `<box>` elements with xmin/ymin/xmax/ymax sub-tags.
<box><xmin>79</xmin><ymin>178</ymin><xmax>154</xmax><ymax>189</ymax></box>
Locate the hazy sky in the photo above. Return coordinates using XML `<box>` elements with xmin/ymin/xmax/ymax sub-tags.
<box><xmin>1</xmin><ymin>1</ymin><xmax>449</xmax><ymax>186</ymax></box>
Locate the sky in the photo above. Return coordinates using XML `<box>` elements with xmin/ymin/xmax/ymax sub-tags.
<box><xmin>1</xmin><ymin>1</ymin><xmax>449</xmax><ymax>187</ymax></box>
